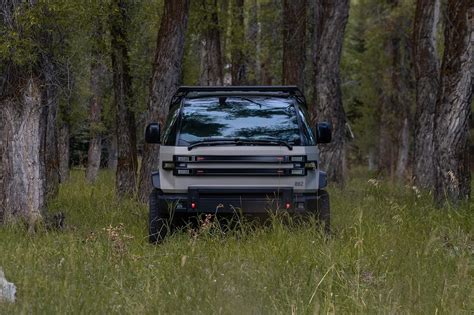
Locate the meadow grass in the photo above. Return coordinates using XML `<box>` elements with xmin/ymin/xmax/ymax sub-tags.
<box><xmin>0</xmin><ymin>170</ymin><xmax>472</xmax><ymax>314</ymax></box>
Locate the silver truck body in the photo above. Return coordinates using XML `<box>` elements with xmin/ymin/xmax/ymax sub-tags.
<box><xmin>146</xmin><ymin>86</ymin><xmax>330</xmax><ymax>216</ymax></box>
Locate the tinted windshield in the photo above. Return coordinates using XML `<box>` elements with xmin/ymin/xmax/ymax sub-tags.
<box><xmin>171</xmin><ymin>96</ymin><xmax>315</xmax><ymax>146</ymax></box>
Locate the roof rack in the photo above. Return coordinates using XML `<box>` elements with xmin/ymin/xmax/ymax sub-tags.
<box><xmin>171</xmin><ymin>86</ymin><xmax>306</xmax><ymax>107</ymax></box>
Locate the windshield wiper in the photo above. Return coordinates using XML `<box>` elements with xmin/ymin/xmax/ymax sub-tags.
<box><xmin>188</xmin><ymin>137</ymin><xmax>293</xmax><ymax>151</ymax></box>
<box><xmin>187</xmin><ymin>138</ymin><xmax>238</xmax><ymax>150</ymax></box>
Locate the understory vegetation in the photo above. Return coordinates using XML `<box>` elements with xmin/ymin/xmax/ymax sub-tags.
<box><xmin>0</xmin><ymin>170</ymin><xmax>472</xmax><ymax>314</ymax></box>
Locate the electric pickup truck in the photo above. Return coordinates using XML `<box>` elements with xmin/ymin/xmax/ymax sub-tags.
<box><xmin>145</xmin><ymin>86</ymin><xmax>332</xmax><ymax>243</ymax></box>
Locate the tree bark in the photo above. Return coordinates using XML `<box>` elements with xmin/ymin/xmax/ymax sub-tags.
<box><xmin>86</xmin><ymin>23</ymin><xmax>106</xmax><ymax>183</ymax></box>
<box><xmin>199</xmin><ymin>0</ymin><xmax>224</xmax><ymax>86</ymax></box>
<box><xmin>282</xmin><ymin>0</ymin><xmax>306</xmax><ymax>90</ymax></box>
<box><xmin>413</xmin><ymin>0</ymin><xmax>440</xmax><ymax>189</ymax></box>
<box><xmin>0</xmin><ymin>77</ymin><xmax>45</xmax><ymax>225</ymax></box>
<box><xmin>434</xmin><ymin>0</ymin><xmax>473</xmax><ymax>205</ymax></box>
<box><xmin>230</xmin><ymin>0</ymin><xmax>247</xmax><ymax>85</ymax></box>
<box><xmin>312</xmin><ymin>0</ymin><xmax>350</xmax><ymax>186</ymax></box>
<box><xmin>110</xmin><ymin>0</ymin><xmax>138</xmax><ymax>197</ymax></box>
<box><xmin>138</xmin><ymin>0</ymin><xmax>190</xmax><ymax>202</ymax></box>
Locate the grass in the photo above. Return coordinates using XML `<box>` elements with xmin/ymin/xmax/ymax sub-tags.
<box><xmin>0</xmin><ymin>170</ymin><xmax>473</xmax><ymax>314</ymax></box>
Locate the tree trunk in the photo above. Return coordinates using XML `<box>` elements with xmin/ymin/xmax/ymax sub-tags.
<box><xmin>394</xmin><ymin>33</ymin><xmax>413</xmax><ymax>181</ymax></box>
<box><xmin>0</xmin><ymin>114</ymin><xmax>4</xmax><ymax>224</ymax></box>
<box><xmin>413</xmin><ymin>0</ymin><xmax>440</xmax><ymax>189</ymax></box>
<box><xmin>199</xmin><ymin>0</ymin><xmax>224</xmax><ymax>86</ymax></box>
<box><xmin>138</xmin><ymin>0</ymin><xmax>190</xmax><ymax>202</ymax></box>
<box><xmin>312</xmin><ymin>0</ymin><xmax>350</xmax><ymax>186</ymax></box>
<box><xmin>395</xmin><ymin>117</ymin><xmax>409</xmax><ymax>180</ymax></box>
<box><xmin>1</xmin><ymin>1</ymin><xmax>62</xmax><ymax>226</ymax></box>
<box><xmin>58</xmin><ymin>123</ymin><xmax>70</xmax><ymax>182</ymax></box>
<box><xmin>220</xmin><ymin>0</ymin><xmax>233</xmax><ymax>84</ymax></box>
<box><xmin>86</xmin><ymin>25</ymin><xmax>106</xmax><ymax>183</ymax></box>
<box><xmin>434</xmin><ymin>0</ymin><xmax>472</xmax><ymax>205</ymax></box>
<box><xmin>85</xmin><ymin>71</ymin><xmax>103</xmax><ymax>183</ymax></box>
<box><xmin>260</xmin><ymin>0</ymin><xmax>282</xmax><ymax>85</ymax></box>
<box><xmin>0</xmin><ymin>77</ymin><xmax>45</xmax><ymax>225</ymax></box>
<box><xmin>367</xmin><ymin>149</ymin><xmax>376</xmax><ymax>171</ymax></box>
<box><xmin>41</xmin><ymin>60</ymin><xmax>60</xmax><ymax>200</ymax></box>
<box><xmin>110</xmin><ymin>0</ymin><xmax>138</xmax><ymax>197</ymax></box>
<box><xmin>378</xmin><ymin>0</ymin><xmax>413</xmax><ymax>180</ymax></box>
<box><xmin>282</xmin><ymin>0</ymin><xmax>306</xmax><ymax>90</ymax></box>
<box><xmin>230</xmin><ymin>0</ymin><xmax>247</xmax><ymax>85</ymax></box>
<box><xmin>107</xmin><ymin>135</ymin><xmax>118</xmax><ymax>171</ymax></box>
<box><xmin>247</xmin><ymin>0</ymin><xmax>262</xmax><ymax>84</ymax></box>
<box><xmin>309</xmin><ymin>0</ymin><xmax>323</xmax><ymax>104</ymax></box>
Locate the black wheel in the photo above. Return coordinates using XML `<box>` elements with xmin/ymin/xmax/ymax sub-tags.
<box><xmin>316</xmin><ymin>190</ymin><xmax>331</xmax><ymax>233</ymax></box>
<box><xmin>149</xmin><ymin>189</ymin><xmax>169</xmax><ymax>244</ymax></box>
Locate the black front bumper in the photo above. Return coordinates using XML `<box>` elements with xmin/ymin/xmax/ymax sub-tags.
<box><xmin>157</xmin><ymin>187</ymin><xmax>320</xmax><ymax>215</ymax></box>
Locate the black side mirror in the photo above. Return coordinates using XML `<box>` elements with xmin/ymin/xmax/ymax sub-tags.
<box><xmin>316</xmin><ymin>122</ymin><xmax>332</xmax><ymax>144</ymax></box>
<box><xmin>145</xmin><ymin>123</ymin><xmax>161</xmax><ymax>144</ymax></box>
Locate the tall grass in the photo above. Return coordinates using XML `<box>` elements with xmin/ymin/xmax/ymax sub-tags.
<box><xmin>0</xmin><ymin>170</ymin><xmax>472</xmax><ymax>314</ymax></box>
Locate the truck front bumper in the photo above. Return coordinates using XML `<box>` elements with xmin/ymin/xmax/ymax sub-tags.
<box><xmin>156</xmin><ymin>187</ymin><xmax>322</xmax><ymax>216</ymax></box>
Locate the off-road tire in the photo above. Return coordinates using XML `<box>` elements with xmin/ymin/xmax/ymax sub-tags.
<box><xmin>149</xmin><ymin>189</ymin><xmax>168</xmax><ymax>244</ymax></box>
<box><xmin>316</xmin><ymin>190</ymin><xmax>331</xmax><ymax>233</ymax></box>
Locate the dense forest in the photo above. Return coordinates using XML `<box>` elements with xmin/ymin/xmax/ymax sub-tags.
<box><xmin>0</xmin><ymin>0</ymin><xmax>472</xmax><ymax>225</ymax></box>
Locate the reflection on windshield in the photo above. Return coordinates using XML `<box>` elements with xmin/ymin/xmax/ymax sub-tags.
<box><xmin>178</xmin><ymin>97</ymin><xmax>306</xmax><ymax>145</ymax></box>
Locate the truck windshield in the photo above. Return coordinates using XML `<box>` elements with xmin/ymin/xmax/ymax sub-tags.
<box><xmin>173</xmin><ymin>96</ymin><xmax>315</xmax><ymax>146</ymax></box>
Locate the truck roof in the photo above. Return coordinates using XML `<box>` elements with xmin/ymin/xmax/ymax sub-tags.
<box><xmin>171</xmin><ymin>86</ymin><xmax>306</xmax><ymax>107</ymax></box>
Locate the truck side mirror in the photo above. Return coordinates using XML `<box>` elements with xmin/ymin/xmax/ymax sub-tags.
<box><xmin>145</xmin><ymin>123</ymin><xmax>161</xmax><ymax>144</ymax></box>
<box><xmin>316</xmin><ymin>122</ymin><xmax>332</xmax><ymax>144</ymax></box>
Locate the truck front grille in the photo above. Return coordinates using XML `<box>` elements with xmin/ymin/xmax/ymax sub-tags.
<box><xmin>164</xmin><ymin>155</ymin><xmax>316</xmax><ymax>177</ymax></box>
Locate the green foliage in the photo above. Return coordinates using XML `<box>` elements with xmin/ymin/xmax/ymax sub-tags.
<box><xmin>341</xmin><ymin>0</ymin><xmax>416</xmax><ymax>163</ymax></box>
<box><xmin>129</xmin><ymin>0</ymin><xmax>163</xmax><ymax>116</ymax></box>
<box><xmin>0</xmin><ymin>170</ymin><xmax>472</xmax><ymax>313</ymax></box>
<box><xmin>0</xmin><ymin>3</ymin><xmax>39</xmax><ymax>66</ymax></box>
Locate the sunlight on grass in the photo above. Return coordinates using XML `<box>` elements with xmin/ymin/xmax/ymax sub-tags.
<box><xmin>0</xmin><ymin>170</ymin><xmax>473</xmax><ymax>313</ymax></box>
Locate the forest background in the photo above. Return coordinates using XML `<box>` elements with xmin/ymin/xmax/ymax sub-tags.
<box><xmin>0</xmin><ymin>0</ymin><xmax>472</xmax><ymax>223</ymax></box>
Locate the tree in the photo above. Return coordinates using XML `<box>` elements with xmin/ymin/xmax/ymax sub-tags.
<box><xmin>230</xmin><ymin>0</ymin><xmax>247</xmax><ymax>85</ymax></box>
<box><xmin>138</xmin><ymin>0</ymin><xmax>190</xmax><ymax>202</ymax></box>
<box><xmin>110</xmin><ymin>0</ymin><xmax>138</xmax><ymax>197</ymax></box>
<box><xmin>434</xmin><ymin>0</ymin><xmax>472</xmax><ymax>205</ymax></box>
<box><xmin>379</xmin><ymin>0</ymin><xmax>414</xmax><ymax>181</ymax></box>
<box><xmin>312</xmin><ymin>0</ymin><xmax>350</xmax><ymax>186</ymax></box>
<box><xmin>199</xmin><ymin>0</ymin><xmax>224</xmax><ymax>86</ymax></box>
<box><xmin>86</xmin><ymin>21</ymin><xmax>107</xmax><ymax>183</ymax></box>
<box><xmin>413</xmin><ymin>0</ymin><xmax>440</xmax><ymax>189</ymax></box>
<box><xmin>0</xmin><ymin>2</ymin><xmax>46</xmax><ymax>225</ymax></box>
<box><xmin>260</xmin><ymin>0</ymin><xmax>283</xmax><ymax>85</ymax></box>
<box><xmin>247</xmin><ymin>0</ymin><xmax>262</xmax><ymax>84</ymax></box>
<box><xmin>282</xmin><ymin>0</ymin><xmax>306</xmax><ymax>89</ymax></box>
<box><xmin>58</xmin><ymin>57</ymin><xmax>76</xmax><ymax>183</ymax></box>
<box><xmin>38</xmin><ymin>2</ymin><xmax>75</xmax><ymax>200</ymax></box>
<box><xmin>41</xmin><ymin>57</ymin><xmax>61</xmax><ymax>200</ymax></box>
